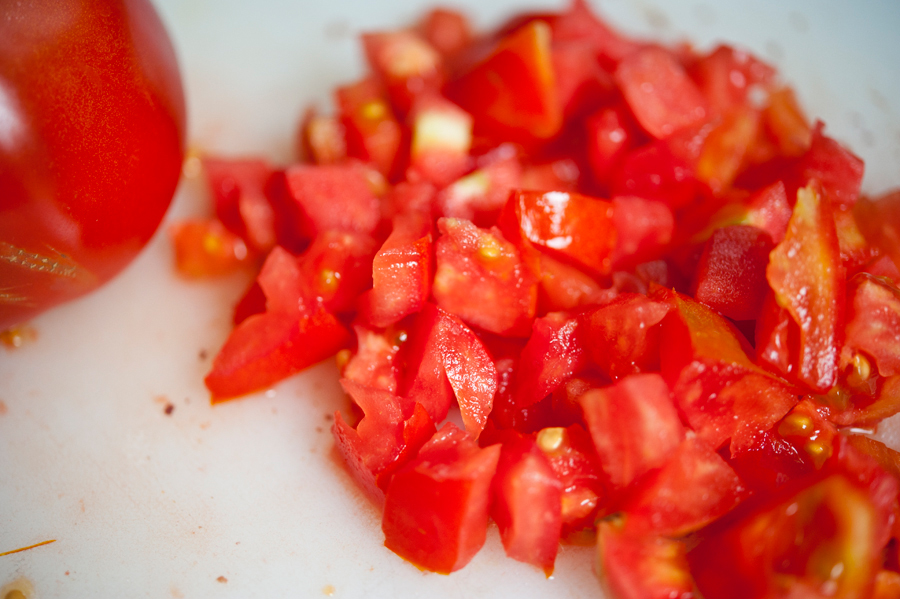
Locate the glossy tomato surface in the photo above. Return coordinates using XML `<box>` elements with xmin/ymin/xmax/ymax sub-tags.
<box><xmin>0</xmin><ymin>0</ymin><xmax>185</xmax><ymax>330</ymax></box>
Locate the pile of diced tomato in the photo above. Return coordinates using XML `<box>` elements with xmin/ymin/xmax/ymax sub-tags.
<box><xmin>171</xmin><ymin>1</ymin><xmax>900</xmax><ymax>596</ymax></box>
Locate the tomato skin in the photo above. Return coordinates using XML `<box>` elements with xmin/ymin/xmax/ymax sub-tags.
<box><xmin>0</xmin><ymin>0</ymin><xmax>185</xmax><ymax>329</ymax></box>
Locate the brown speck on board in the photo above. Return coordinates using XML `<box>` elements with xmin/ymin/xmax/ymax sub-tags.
<box><xmin>164</xmin><ymin>403</ymin><xmax>175</xmax><ymax>416</ymax></box>
<box><xmin>316</xmin><ymin>426</ymin><xmax>323</xmax><ymax>433</ymax></box>
<box><xmin>199</xmin><ymin>349</ymin><xmax>208</xmax><ymax>361</ymax></box>
<box><xmin>65</xmin><ymin>571</ymin><xmax>69</xmax><ymax>576</ymax></box>
<box><xmin>325</xmin><ymin>413</ymin><xmax>334</xmax><ymax>421</ymax></box>
<box><xmin>0</xmin><ymin>400</ymin><xmax>7</xmax><ymax>416</ymax></box>
<box><xmin>217</xmin><ymin>576</ymin><xmax>228</xmax><ymax>584</ymax></box>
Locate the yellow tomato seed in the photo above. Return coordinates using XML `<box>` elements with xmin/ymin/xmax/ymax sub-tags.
<box><xmin>537</xmin><ymin>427</ymin><xmax>566</xmax><ymax>453</ymax></box>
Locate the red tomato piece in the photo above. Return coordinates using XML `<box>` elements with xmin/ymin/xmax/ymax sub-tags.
<box><xmin>362</xmin><ymin>30</ymin><xmax>443</xmax><ymax>115</ymax></box>
<box><xmin>298</xmin><ymin>109</ymin><xmax>347</xmax><ymax>165</ymax></box>
<box><xmin>596</xmin><ymin>522</ymin><xmax>696</xmax><ymax>599</ymax></box>
<box><xmin>170</xmin><ymin>219</ymin><xmax>251</xmax><ymax>278</ymax></box>
<box><xmin>406</xmin><ymin>95</ymin><xmax>473</xmax><ymax>187</ymax></box>
<box><xmin>582</xmin><ymin>293</ymin><xmax>671</xmax><ymax>380</ymax></box>
<box><xmin>204</xmin><ymin>247</ymin><xmax>352</xmax><ymax>400</ymax></box>
<box><xmin>691</xmin><ymin>224</ymin><xmax>774</xmax><ymax>322</ymax></box>
<box><xmin>551</xmin><ymin>39</ymin><xmax>615</xmax><ymax>120</ymax></box>
<box><xmin>616</xmin><ymin>46</ymin><xmax>710</xmax><ymax>140</ymax></box>
<box><xmin>281</xmin><ymin>164</ymin><xmax>382</xmax><ymax>240</ymax></box>
<box><xmin>690</xmin><ymin>474</ymin><xmax>884</xmax><ymax>599</ymax></box>
<box><xmin>689</xmin><ymin>45</ymin><xmax>776</xmax><ymax>116</ymax></box>
<box><xmin>767</xmin><ymin>182</ymin><xmax>845</xmax><ymax>392</ymax></box>
<box><xmin>296</xmin><ymin>230</ymin><xmax>377</xmax><ymax>314</ymax></box>
<box><xmin>761</xmin><ymin>86</ymin><xmax>812</xmax><ymax>157</ymax></box>
<box><xmin>580</xmin><ymin>373</ymin><xmax>685</xmax><ymax>491</ymax></box>
<box><xmin>609</xmin><ymin>196</ymin><xmax>675</xmax><ymax>270</ymax></box>
<box><xmin>335</xmin><ymin>77</ymin><xmax>402</xmax><ymax>177</ymax></box>
<box><xmin>491</xmin><ymin>435</ymin><xmax>563</xmax><ymax>575</ymax></box>
<box><xmin>537</xmin><ymin>252</ymin><xmax>609</xmax><ymax>312</ymax></box>
<box><xmin>843</xmin><ymin>274</ymin><xmax>900</xmax><ymax>380</ymax></box>
<box><xmin>512</xmin><ymin>312</ymin><xmax>586</xmax><ymax>409</ymax></box>
<box><xmin>433</xmin><ymin>217</ymin><xmax>537</xmax><ymax>336</ymax></box>
<box><xmin>612</xmin><ymin>141</ymin><xmax>699</xmax><ymax>211</ymax></box>
<box><xmin>418</xmin><ymin>8</ymin><xmax>472</xmax><ymax>58</ymax></box>
<box><xmin>360</xmin><ymin>208</ymin><xmax>433</xmax><ymax>328</ymax></box>
<box><xmin>792</xmin><ymin>122</ymin><xmax>865</xmax><ymax>209</ymax></box>
<box><xmin>535</xmin><ymin>425</ymin><xmax>607</xmax><ymax>534</ymax></box>
<box><xmin>695</xmin><ymin>106</ymin><xmax>761</xmax><ymax>194</ymax></box>
<box><xmin>382</xmin><ymin>423</ymin><xmax>501</xmax><ymax>573</ymax></box>
<box><xmin>508</xmin><ymin>190</ymin><xmax>616</xmax><ymax>276</ymax></box>
<box><xmin>550</xmin><ymin>0</ymin><xmax>643</xmax><ymax>69</ymax></box>
<box><xmin>203</xmin><ymin>157</ymin><xmax>277</xmax><ymax>253</ymax></box>
<box><xmin>619</xmin><ymin>436</ymin><xmax>745</xmax><ymax>536</ymax></box>
<box><xmin>855</xmin><ymin>189</ymin><xmax>900</xmax><ymax>273</ymax></box>
<box><xmin>400</xmin><ymin>303</ymin><xmax>497</xmax><ymax>436</ymax></box>
<box><xmin>340</xmin><ymin>324</ymin><xmax>403</xmax><ymax>393</ymax></box>
<box><xmin>446</xmin><ymin>21</ymin><xmax>561</xmax><ymax>142</ymax></box>
<box><xmin>586</xmin><ymin>105</ymin><xmax>639</xmax><ymax>187</ymax></box>
<box><xmin>332</xmin><ymin>379</ymin><xmax>407</xmax><ymax>501</ymax></box>
<box><xmin>436</xmin><ymin>151</ymin><xmax>522</xmax><ymax>224</ymax></box>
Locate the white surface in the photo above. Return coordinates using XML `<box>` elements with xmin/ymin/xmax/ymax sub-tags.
<box><xmin>2</xmin><ymin>1</ymin><xmax>899</xmax><ymax>597</ymax></box>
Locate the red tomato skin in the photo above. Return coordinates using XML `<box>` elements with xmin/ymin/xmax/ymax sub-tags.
<box><xmin>335</xmin><ymin>77</ymin><xmax>403</xmax><ymax>178</ymax></box>
<box><xmin>612</xmin><ymin>141</ymin><xmax>699</xmax><ymax>211</ymax></box>
<box><xmin>510</xmin><ymin>190</ymin><xmax>616</xmax><ymax>276</ymax></box>
<box><xmin>855</xmin><ymin>190</ymin><xmax>900</xmax><ymax>274</ymax></box>
<box><xmin>202</xmin><ymin>157</ymin><xmax>276</xmax><ymax>253</ymax></box>
<box><xmin>491</xmin><ymin>436</ymin><xmax>563</xmax><ymax>575</ymax></box>
<box><xmin>615</xmin><ymin>46</ymin><xmax>710</xmax><ymax>140</ymax></box>
<box><xmin>0</xmin><ymin>0</ymin><xmax>185</xmax><ymax>329</ymax></box>
<box><xmin>609</xmin><ymin>196</ymin><xmax>675</xmax><ymax>270</ymax></box>
<box><xmin>382</xmin><ymin>423</ymin><xmax>501</xmax><ymax>574</ymax></box>
<box><xmin>767</xmin><ymin>182</ymin><xmax>845</xmax><ymax>392</ymax></box>
<box><xmin>580</xmin><ymin>373</ymin><xmax>686</xmax><ymax>491</ymax></box>
<box><xmin>691</xmin><ymin>224</ymin><xmax>774</xmax><ymax>322</ymax></box>
<box><xmin>689</xmin><ymin>44</ymin><xmax>776</xmax><ymax>116</ymax></box>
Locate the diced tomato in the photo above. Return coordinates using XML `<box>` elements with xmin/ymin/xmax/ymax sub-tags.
<box><xmin>491</xmin><ymin>435</ymin><xmax>563</xmax><ymax>575</ymax></box>
<box><xmin>340</xmin><ymin>324</ymin><xmax>403</xmax><ymax>393</ymax></box>
<box><xmin>295</xmin><ymin>230</ymin><xmax>377</xmax><ymax>314</ymax></box>
<box><xmin>582</xmin><ymin>293</ymin><xmax>670</xmax><ymax>380</ymax></box>
<box><xmin>691</xmin><ymin>224</ymin><xmax>774</xmax><ymax>321</ymax></box>
<box><xmin>202</xmin><ymin>156</ymin><xmax>277</xmax><ymax>253</ymax></box>
<box><xmin>281</xmin><ymin>163</ymin><xmax>382</xmax><ymax>241</ymax></box>
<box><xmin>362</xmin><ymin>30</ymin><xmax>443</xmax><ymax>115</ymax></box>
<box><xmin>612</xmin><ymin>141</ymin><xmax>699</xmax><ymax>211</ymax></box>
<box><xmin>766</xmin><ymin>182</ymin><xmax>845</xmax><ymax>392</ymax></box>
<box><xmin>436</xmin><ymin>150</ymin><xmax>522</xmax><ymax>224</ymax></box>
<box><xmin>855</xmin><ymin>189</ymin><xmax>900</xmax><ymax>273</ymax></box>
<box><xmin>550</xmin><ymin>0</ymin><xmax>643</xmax><ymax>69</ymax></box>
<box><xmin>433</xmin><ymin>217</ymin><xmax>537</xmax><ymax>336</ymax></box>
<box><xmin>844</xmin><ymin>274</ymin><xmax>900</xmax><ymax>378</ymax></box>
<box><xmin>170</xmin><ymin>218</ymin><xmax>251</xmax><ymax>277</ymax></box>
<box><xmin>507</xmin><ymin>190</ymin><xmax>616</xmax><ymax>276</ymax></box>
<box><xmin>520</xmin><ymin>158</ymin><xmax>580</xmax><ymax>193</ymax></box>
<box><xmin>689</xmin><ymin>44</ymin><xmax>776</xmax><ymax>116</ymax></box>
<box><xmin>537</xmin><ymin>252</ymin><xmax>608</xmax><ymax>312</ymax></box>
<box><xmin>535</xmin><ymin>424</ymin><xmax>607</xmax><ymax>534</ymax></box>
<box><xmin>336</xmin><ymin>77</ymin><xmax>403</xmax><ymax>177</ymax></box>
<box><xmin>512</xmin><ymin>312</ymin><xmax>585</xmax><ymax>409</ymax></box>
<box><xmin>418</xmin><ymin>8</ymin><xmax>472</xmax><ymax>58</ymax></box>
<box><xmin>551</xmin><ymin>39</ymin><xmax>615</xmax><ymax>120</ymax></box>
<box><xmin>446</xmin><ymin>20</ymin><xmax>561</xmax><ymax>142</ymax></box>
<box><xmin>596</xmin><ymin>522</ymin><xmax>696</xmax><ymax>599</ymax></box>
<box><xmin>616</xmin><ymin>46</ymin><xmax>710</xmax><ymax>140</ymax></box>
<box><xmin>790</xmin><ymin>122</ymin><xmax>865</xmax><ymax>209</ymax></box>
<box><xmin>690</xmin><ymin>474</ymin><xmax>884</xmax><ymax>599</ymax></box>
<box><xmin>382</xmin><ymin>423</ymin><xmax>501</xmax><ymax>574</ymax></box>
<box><xmin>618</xmin><ymin>436</ymin><xmax>745</xmax><ymax>536</ymax></box>
<box><xmin>580</xmin><ymin>373</ymin><xmax>685</xmax><ymax>491</ymax></box>
<box><xmin>695</xmin><ymin>106</ymin><xmax>761</xmax><ymax>194</ymax></box>
<box><xmin>298</xmin><ymin>109</ymin><xmax>347</xmax><ymax>166</ymax></box>
<box><xmin>406</xmin><ymin>95</ymin><xmax>472</xmax><ymax>187</ymax></box>
<box><xmin>399</xmin><ymin>303</ymin><xmax>497</xmax><ymax>436</ymax></box>
<box><xmin>585</xmin><ymin>105</ymin><xmax>639</xmax><ymax>187</ymax></box>
<box><xmin>762</xmin><ymin>86</ymin><xmax>812</xmax><ymax>157</ymax></box>
<box><xmin>609</xmin><ymin>195</ymin><xmax>674</xmax><ymax>269</ymax></box>
<box><xmin>360</xmin><ymin>206</ymin><xmax>432</xmax><ymax>328</ymax></box>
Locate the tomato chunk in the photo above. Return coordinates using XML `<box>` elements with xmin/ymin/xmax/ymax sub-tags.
<box><xmin>382</xmin><ymin>423</ymin><xmax>501</xmax><ymax>573</ymax></box>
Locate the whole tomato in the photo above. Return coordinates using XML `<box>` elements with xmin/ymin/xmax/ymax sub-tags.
<box><xmin>0</xmin><ymin>0</ymin><xmax>186</xmax><ymax>330</ymax></box>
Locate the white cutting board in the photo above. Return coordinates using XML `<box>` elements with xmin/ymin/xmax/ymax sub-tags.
<box><xmin>2</xmin><ymin>1</ymin><xmax>900</xmax><ymax>597</ymax></box>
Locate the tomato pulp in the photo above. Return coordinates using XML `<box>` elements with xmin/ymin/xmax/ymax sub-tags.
<box><xmin>0</xmin><ymin>0</ymin><xmax>186</xmax><ymax>330</ymax></box>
